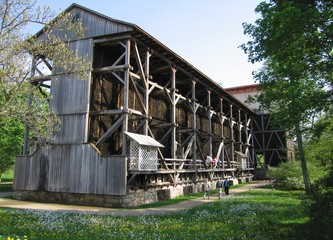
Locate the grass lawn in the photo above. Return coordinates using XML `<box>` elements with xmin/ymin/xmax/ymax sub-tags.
<box><xmin>0</xmin><ymin>188</ymin><xmax>311</xmax><ymax>240</ymax></box>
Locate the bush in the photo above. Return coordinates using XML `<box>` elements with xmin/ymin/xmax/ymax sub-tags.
<box><xmin>267</xmin><ymin>160</ymin><xmax>329</xmax><ymax>191</ymax></box>
<box><xmin>302</xmin><ymin>167</ymin><xmax>333</xmax><ymax>240</ymax></box>
<box><xmin>267</xmin><ymin>161</ymin><xmax>304</xmax><ymax>190</ymax></box>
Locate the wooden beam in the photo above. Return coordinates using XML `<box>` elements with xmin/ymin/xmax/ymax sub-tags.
<box><xmin>93</xmin><ymin>64</ymin><xmax>130</xmax><ymax>73</ymax></box>
<box><xmin>132</xmin><ymin>41</ymin><xmax>148</xmax><ymax>89</ymax></box>
<box><xmin>93</xmin><ymin>35</ymin><xmax>132</xmax><ymax>45</ymax></box>
<box><xmin>129</xmin><ymin>75</ymin><xmax>147</xmax><ymax>115</ymax></box>
<box><xmin>96</xmin><ymin>114</ymin><xmax>126</xmax><ymax>147</ymax></box>
<box><xmin>122</xmin><ymin>38</ymin><xmax>131</xmax><ymax>155</ymax></box>
<box><xmin>89</xmin><ymin>109</ymin><xmax>124</xmax><ymax>116</ymax></box>
<box><xmin>170</xmin><ymin>67</ymin><xmax>177</xmax><ymax>159</ymax></box>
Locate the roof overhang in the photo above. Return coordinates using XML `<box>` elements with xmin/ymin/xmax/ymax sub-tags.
<box><xmin>125</xmin><ymin>132</ymin><xmax>164</xmax><ymax>148</ymax></box>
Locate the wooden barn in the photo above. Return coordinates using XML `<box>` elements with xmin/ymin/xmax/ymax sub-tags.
<box><xmin>13</xmin><ymin>3</ymin><xmax>255</xmax><ymax>207</ymax></box>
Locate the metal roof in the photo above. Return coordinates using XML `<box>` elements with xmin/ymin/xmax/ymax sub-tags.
<box><xmin>125</xmin><ymin>132</ymin><xmax>164</xmax><ymax>148</ymax></box>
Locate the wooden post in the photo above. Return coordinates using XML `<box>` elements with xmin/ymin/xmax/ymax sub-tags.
<box><xmin>170</xmin><ymin>67</ymin><xmax>177</xmax><ymax>159</ymax></box>
<box><xmin>192</xmin><ymin>80</ymin><xmax>197</xmax><ymax>170</ymax></box>
<box><xmin>238</xmin><ymin>108</ymin><xmax>242</xmax><ymax>153</ymax></box>
<box><xmin>251</xmin><ymin>117</ymin><xmax>256</xmax><ymax>167</ymax></box>
<box><xmin>122</xmin><ymin>38</ymin><xmax>130</xmax><ymax>155</ymax></box>
<box><xmin>143</xmin><ymin>48</ymin><xmax>151</xmax><ymax>135</ymax></box>
<box><xmin>207</xmin><ymin>89</ymin><xmax>212</xmax><ymax>158</ymax></box>
<box><xmin>23</xmin><ymin>58</ymin><xmax>36</xmax><ymax>155</ymax></box>
<box><xmin>245</xmin><ymin>113</ymin><xmax>250</xmax><ymax>168</ymax></box>
<box><xmin>220</xmin><ymin>97</ymin><xmax>225</xmax><ymax>169</ymax></box>
<box><xmin>230</xmin><ymin>103</ymin><xmax>235</xmax><ymax>164</ymax></box>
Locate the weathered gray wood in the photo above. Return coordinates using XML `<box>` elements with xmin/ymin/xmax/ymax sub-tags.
<box><xmin>13</xmin><ymin>145</ymin><xmax>126</xmax><ymax>195</ymax></box>
<box><xmin>35</xmin><ymin>7</ymin><xmax>133</xmax><ymax>42</ymax></box>
<box><xmin>13</xmin><ymin>150</ymin><xmax>42</xmax><ymax>190</ymax></box>
<box><xmin>51</xmin><ymin>114</ymin><xmax>87</xmax><ymax>144</ymax></box>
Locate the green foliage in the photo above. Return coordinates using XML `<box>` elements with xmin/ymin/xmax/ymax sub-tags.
<box><xmin>306</xmin><ymin>112</ymin><xmax>333</xmax><ymax>167</ymax></box>
<box><xmin>0</xmin><ymin>0</ymin><xmax>90</xmax><ymax>143</ymax></box>
<box><xmin>268</xmin><ymin>160</ymin><xmax>328</xmax><ymax>190</ymax></box>
<box><xmin>241</xmin><ymin>0</ymin><xmax>333</xmax><ymax>194</ymax></box>
<box><xmin>0</xmin><ymin>117</ymin><xmax>24</xmax><ymax>178</ymax></box>
<box><xmin>268</xmin><ymin>162</ymin><xmax>304</xmax><ymax>190</ymax></box>
<box><xmin>302</xmin><ymin>168</ymin><xmax>333</xmax><ymax>240</ymax></box>
<box><xmin>242</xmin><ymin>1</ymin><xmax>332</xmax><ymax>86</ymax></box>
<box><xmin>241</xmin><ymin>0</ymin><xmax>333</xmax><ymax>130</ymax></box>
<box><xmin>301</xmin><ymin>113</ymin><xmax>333</xmax><ymax>239</ymax></box>
<box><xmin>0</xmin><ymin>189</ymin><xmax>308</xmax><ymax>240</ymax></box>
<box><xmin>1</xmin><ymin>169</ymin><xmax>14</xmax><ymax>182</ymax></box>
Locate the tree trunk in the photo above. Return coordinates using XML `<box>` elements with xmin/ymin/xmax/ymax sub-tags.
<box><xmin>295</xmin><ymin>124</ymin><xmax>312</xmax><ymax>194</ymax></box>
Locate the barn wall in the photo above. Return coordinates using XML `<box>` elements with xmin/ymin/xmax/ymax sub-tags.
<box><xmin>50</xmin><ymin>39</ymin><xmax>93</xmax><ymax>114</ymax></box>
<box><xmin>36</xmin><ymin>7</ymin><xmax>133</xmax><ymax>42</ymax></box>
<box><xmin>14</xmin><ymin>150</ymin><xmax>42</xmax><ymax>191</ymax></box>
<box><xmin>49</xmin><ymin>39</ymin><xmax>93</xmax><ymax>144</ymax></box>
<box><xmin>13</xmin><ymin>144</ymin><xmax>127</xmax><ymax>195</ymax></box>
<box><xmin>72</xmin><ymin>7</ymin><xmax>133</xmax><ymax>38</ymax></box>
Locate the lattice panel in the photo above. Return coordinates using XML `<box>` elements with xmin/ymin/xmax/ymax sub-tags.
<box><xmin>139</xmin><ymin>145</ymin><xmax>157</xmax><ymax>170</ymax></box>
<box><xmin>129</xmin><ymin>142</ymin><xmax>157</xmax><ymax>170</ymax></box>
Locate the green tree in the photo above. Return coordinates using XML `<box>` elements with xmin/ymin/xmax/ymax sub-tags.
<box><xmin>306</xmin><ymin>111</ymin><xmax>333</xmax><ymax>169</ymax></box>
<box><xmin>0</xmin><ymin>0</ymin><xmax>89</xmax><ymax>144</ymax></box>
<box><xmin>241</xmin><ymin>0</ymin><xmax>333</xmax><ymax>194</ymax></box>
<box><xmin>302</xmin><ymin>112</ymin><xmax>333</xmax><ymax>240</ymax></box>
<box><xmin>0</xmin><ymin>117</ymin><xmax>24</xmax><ymax>180</ymax></box>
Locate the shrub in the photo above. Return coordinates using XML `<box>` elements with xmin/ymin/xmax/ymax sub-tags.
<box><xmin>267</xmin><ymin>161</ymin><xmax>304</xmax><ymax>190</ymax></box>
<box><xmin>267</xmin><ymin>159</ymin><xmax>329</xmax><ymax>191</ymax></box>
<box><xmin>302</xmin><ymin>166</ymin><xmax>333</xmax><ymax>240</ymax></box>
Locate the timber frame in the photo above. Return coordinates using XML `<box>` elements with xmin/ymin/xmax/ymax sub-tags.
<box><xmin>13</xmin><ymin>4</ymin><xmax>255</xmax><ymax>206</ymax></box>
<box><xmin>252</xmin><ymin>113</ymin><xmax>294</xmax><ymax>167</ymax></box>
<box><xmin>89</xmin><ymin>34</ymin><xmax>255</xmax><ymax>188</ymax></box>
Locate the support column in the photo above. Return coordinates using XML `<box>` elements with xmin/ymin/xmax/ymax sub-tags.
<box><xmin>122</xmin><ymin>39</ymin><xmax>131</xmax><ymax>155</ymax></box>
<box><xmin>220</xmin><ymin>98</ymin><xmax>225</xmax><ymax>169</ymax></box>
<box><xmin>244</xmin><ymin>114</ymin><xmax>248</xmax><ymax>166</ymax></box>
<box><xmin>171</xmin><ymin>67</ymin><xmax>177</xmax><ymax>159</ymax></box>
<box><xmin>251</xmin><ymin>117</ymin><xmax>256</xmax><ymax>167</ymax></box>
<box><xmin>192</xmin><ymin>80</ymin><xmax>197</xmax><ymax>170</ymax></box>
<box><xmin>23</xmin><ymin>58</ymin><xmax>36</xmax><ymax>155</ymax></box>
<box><xmin>143</xmin><ymin>48</ymin><xmax>151</xmax><ymax>135</ymax></box>
<box><xmin>230</xmin><ymin>103</ymin><xmax>235</xmax><ymax>163</ymax></box>
<box><xmin>207</xmin><ymin>89</ymin><xmax>212</xmax><ymax>158</ymax></box>
<box><xmin>238</xmin><ymin>108</ymin><xmax>242</xmax><ymax>153</ymax></box>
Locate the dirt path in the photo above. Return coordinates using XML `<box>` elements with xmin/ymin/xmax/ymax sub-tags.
<box><xmin>0</xmin><ymin>181</ymin><xmax>271</xmax><ymax>216</ymax></box>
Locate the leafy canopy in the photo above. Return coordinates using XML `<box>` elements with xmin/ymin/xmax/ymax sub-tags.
<box><xmin>241</xmin><ymin>0</ymin><xmax>332</xmax><ymax>132</ymax></box>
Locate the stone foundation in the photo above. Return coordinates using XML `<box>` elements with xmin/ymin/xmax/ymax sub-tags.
<box><xmin>13</xmin><ymin>177</ymin><xmax>252</xmax><ymax>208</ymax></box>
<box><xmin>13</xmin><ymin>189</ymin><xmax>159</xmax><ymax>208</ymax></box>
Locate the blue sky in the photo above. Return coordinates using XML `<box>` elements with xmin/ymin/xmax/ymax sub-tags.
<box><xmin>35</xmin><ymin>0</ymin><xmax>262</xmax><ymax>88</ymax></box>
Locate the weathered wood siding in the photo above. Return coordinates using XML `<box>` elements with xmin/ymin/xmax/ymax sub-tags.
<box><xmin>13</xmin><ymin>145</ymin><xmax>127</xmax><ymax>195</ymax></box>
<box><xmin>50</xmin><ymin>40</ymin><xmax>93</xmax><ymax>115</ymax></box>
<box><xmin>51</xmin><ymin>114</ymin><xmax>88</xmax><ymax>143</ymax></box>
<box><xmin>14</xmin><ymin>150</ymin><xmax>42</xmax><ymax>191</ymax></box>
<box><xmin>73</xmin><ymin>7</ymin><xmax>133</xmax><ymax>38</ymax></box>
<box><xmin>36</xmin><ymin>6</ymin><xmax>133</xmax><ymax>42</ymax></box>
<box><xmin>49</xmin><ymin>39</ymin><xmax>93</xmax><ymax>143</ymax></box>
